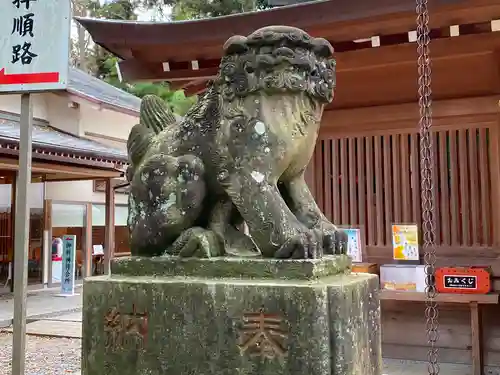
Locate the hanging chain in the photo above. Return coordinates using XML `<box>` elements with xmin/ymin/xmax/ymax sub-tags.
<box><xmin>416</xmin><ymin>0</ymin><xmax>439</xmax><ymax>374</ymax></box>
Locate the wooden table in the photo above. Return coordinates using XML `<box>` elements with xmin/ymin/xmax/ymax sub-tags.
<box><xmin>380</xmin><ymin>290</ymin><xmax>499</xmax><ymax>375</ymax></box>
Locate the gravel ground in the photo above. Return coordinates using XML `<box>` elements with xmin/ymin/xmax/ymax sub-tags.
<box><xmin>0</xmin><ymin>332</ymin><xmax>81</xmax><ymax>375</ymax></box>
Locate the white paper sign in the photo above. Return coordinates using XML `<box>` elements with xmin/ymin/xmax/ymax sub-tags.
<box><xmin>92</xmin><ymin>244</ymin><xmax>104</xmax><ymax>255</ymax></box>
<box><xmin>344</xmin><ymin>228</ymin><xmax>363</xmax><ymax>263</ymax></box>
<box><xmin>0</xmin><ymin>0</ymin><xmax>70</xmax><ymax>93</ymax></box>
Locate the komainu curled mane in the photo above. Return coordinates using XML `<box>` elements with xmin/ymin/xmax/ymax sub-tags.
<box><xmin>126</xmin><ymin>25</ymin><xmax>347</xmax><ymax>259</ymax></box>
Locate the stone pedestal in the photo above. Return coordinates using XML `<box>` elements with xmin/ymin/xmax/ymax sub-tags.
<box><xmin>82</xmin><ymin>256</ymin><xmax>382</xmax><ymax>375</ymax></box>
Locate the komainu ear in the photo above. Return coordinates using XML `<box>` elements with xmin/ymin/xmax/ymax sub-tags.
<box><xmin>223</xmin><ymin>35</ymin><xmax>249</xmax><ymax>55</ymax></box>
<box><xmin>311</xmin><ymin>38</ymin><xmax>334</xmax><ymax>58</ymax></box>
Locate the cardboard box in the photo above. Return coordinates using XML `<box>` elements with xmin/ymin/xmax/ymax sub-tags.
<box><xmin>352</xmin><ymin>263</ymin><xmax>379</xmax><ymax>275</ymax></box>
<box><xmin>380</xmin><ymin>264</ymin><xmax>426</xmax><ymax>292</ymax></box>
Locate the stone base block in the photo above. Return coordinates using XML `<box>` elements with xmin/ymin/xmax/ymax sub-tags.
<box><xmin>82</xmin><ymin>256</ymin><xmax>381</xmax><ymax>375</ymax></box>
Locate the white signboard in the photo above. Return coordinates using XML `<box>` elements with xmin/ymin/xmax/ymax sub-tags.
<box><xmin>0</xmin><ymin>0</ymin><xmax>70</xmax><ymax>93</ymax></box>
<box><xmin>344</xmin><ymin>228</ymin><xmax>363</xmax><ymax>263</ymax></box>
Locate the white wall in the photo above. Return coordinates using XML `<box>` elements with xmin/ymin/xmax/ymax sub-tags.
<box><xmin>0</xmin><ymin>90</ymin><xmax>137</xmax><ymax>207</ymax></box>
<box><xmin>79</xmin><ymin>100</ymin><xmax>137</xmax><ymax>142</ymax></box>
<box><xmin>45</xmin><ymin>93</ymin><xmax>80</xmax><ymax>135</ymax></box>
<box><xmin>0</xmin><ymin>93</ymin><xmax>49</xmax><ymax>120</ymax></box>
<box><xmin>45</xmin><ymin>180</ymin><xmax>128</xmax><ymax>205</ymax></box>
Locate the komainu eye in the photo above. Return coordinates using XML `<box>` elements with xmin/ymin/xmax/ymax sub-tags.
<box><xmin>245</xmin><ymin>65</ymin><xmax>255</xmax><ymax>74</ymax></box>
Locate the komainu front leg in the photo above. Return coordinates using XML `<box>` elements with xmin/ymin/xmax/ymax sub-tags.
<box><xmin>282</xmin><ymin>174</ymin><xmax>347</xmax><ymax>255</ymax></box>
<box><xmin>218</xmin><ymin>170</ymin><xmax>321</xmax><ymax>259</ymax></box>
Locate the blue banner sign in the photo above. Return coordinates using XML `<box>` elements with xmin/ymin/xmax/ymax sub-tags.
<box><xmin>61</xmin><ymin>235</ymin><xmax>76</xmax><ymax>296</ymax></box>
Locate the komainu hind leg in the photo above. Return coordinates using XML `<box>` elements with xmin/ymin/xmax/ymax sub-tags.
<box><xmin>163</xmin><ymin>199</ymin><xmax>260</xmax><ymax>258</ymax></box>
<box><xmin>209</xmin><ymin>200</ymin><xmax>260</xmax><ymax>257</ymax></box>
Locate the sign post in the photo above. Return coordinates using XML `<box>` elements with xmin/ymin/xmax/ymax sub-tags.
<box><xmin>1</xmin><ymin>1</ymin><xmax>70</xmax><ymax>374</ymax></box>
<box><xmin>12</xmin><ymin>93</ymin><xmax>32</xmax><ymax>375</ymax></box>
<box><xmin>60</xmin><ymin>235</ymin><xmax>77</xmax><ymax>296</ymax></box>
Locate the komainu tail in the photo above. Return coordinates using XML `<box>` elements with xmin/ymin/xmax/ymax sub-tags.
<box><xmin>126</xmin><ymin>95</ymin><xmax>178</xmax><ymax>178</ymax></box>
<box><xmin>140</xmin><ymin>94</ymin><xmax>177</xmax><ymax>134</ymax></box>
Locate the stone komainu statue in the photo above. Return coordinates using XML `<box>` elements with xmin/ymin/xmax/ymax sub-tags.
<box><xmin>126</xmin><ymin>26</ymin><xmax>347</xmax><ymax>259</ymax></box>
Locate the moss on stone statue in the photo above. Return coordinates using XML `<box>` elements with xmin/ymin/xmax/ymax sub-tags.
<box><xmin>82</xmin><ymin>272</ymin><xmax>381</xmax><ymax>375</ymax></box>
<box><xmin>110</xmin><ymin>255</ymin><xmax>351</xmax><ymax>280</ymax></box>
<box><xmin>126</xmin><ymin>26</ymin><xmax>345</xmax><ymax>260</ymax></box>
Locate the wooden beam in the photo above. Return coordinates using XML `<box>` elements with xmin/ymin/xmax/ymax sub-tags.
<box><xmin>184</xmin><ymin>82</ymin><xmax>209</xmax><ymax>97</ymax></box>
<box><xmin>322</xmin><ymin>96</ymin><xmax>499</xmax><ymax>129</ymax></box>
<box><xmin>380</xmin><ymin>290</ymin><xmax>499</xmax><ymax>304</ymax></box>
<box><xmin>0</xmin><ymin>143</ymin><xmax>127</xmax><ymax>170</ymax></box>
<box><xmin>119</xmin><ymin>59</ymin><xmax>218</xmax><ymax>82</ymax></box>
<box><xmin>337</xmin><ymin>31</ymin><xmax>500</xmax><ymax>71</ymax></box>
<box><xmin>170</xmin><ymin>78</ymin><xmax>210</xmax><ymax>91</ymax></box>
<box><xmin>116</xmin><ymin>32</ymin><xmax>500</xmax><ymax>84</ymax></box>
<box><xmin>0</xmin><ymin>157</ymin><xmax>123</xmax><ymax>179</ymax></box>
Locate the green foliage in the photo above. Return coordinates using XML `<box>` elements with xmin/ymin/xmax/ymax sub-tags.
<box><xmin>94</xmin><ymin>55</ymin><xmax>197</xmax><ymax>116</ymax></box>
<box><xmin>171</xmin><ymin>0</ymin><xmax>271</xmax><ymax>20</ymax></box>
<box><xmin>88</xmin><ymin>0</ymin><xmax>138</xmax><ymax>20</ymax></box>
<box><xmin>129</xmin><ymin>82</ymin><xmax>197</xmax><ymax>116</ymax></box>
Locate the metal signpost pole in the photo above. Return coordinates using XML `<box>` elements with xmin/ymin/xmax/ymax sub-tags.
<box><xmin>12</xmin><ymin>93</ymin><xmax>33</xmax><ymax>375</ymax></box>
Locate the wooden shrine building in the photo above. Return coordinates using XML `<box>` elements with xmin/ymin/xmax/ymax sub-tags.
<box><xmin>78</xmin><ymin>0</ymin><xmax>500</xmax><ymax>371</ymax></box>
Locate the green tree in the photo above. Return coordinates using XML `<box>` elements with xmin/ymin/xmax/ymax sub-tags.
<box><xmin>74</xmin><ymin>0</ymin><xmax>196</xmax><ymax>115</ymax></box>
<box><xmin>171</xmin><ymin>0</ymin><xmax>271</xmax><ymax>20</ymax></box>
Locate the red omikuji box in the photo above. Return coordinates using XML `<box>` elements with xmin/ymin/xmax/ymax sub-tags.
<box><xmin>435</xmin><ymin>266</ymin><xmax>491</xmax><ymax>294</ymax></box>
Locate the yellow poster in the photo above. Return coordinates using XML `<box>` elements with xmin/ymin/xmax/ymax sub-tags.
<box><xmin>392</xmin><ymin>224</ymin><xmax>419</xmax><ymax>261</ymax></box>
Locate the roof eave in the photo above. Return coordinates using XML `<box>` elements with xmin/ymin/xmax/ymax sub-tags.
<box><xmin>0</xmin><ymin>138</ymin><xmax>128</xmax><ymax>168</ymax></box>
<box><xmin>74</xmin><ymin>0</ymin><xmax>473</xmax><ymax>54</ymax></box>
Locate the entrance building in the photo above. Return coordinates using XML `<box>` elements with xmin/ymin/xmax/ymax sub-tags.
<box><xmin>0</xmin><ymin>67</ymin><xmax>138</xmax><ymax>293</ymax></box>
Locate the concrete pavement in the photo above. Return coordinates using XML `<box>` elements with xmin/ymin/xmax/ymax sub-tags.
<box><xmin>0</xmin><ymin>286</ymin><xmax>82</xmax><ymax>327</ymax></box>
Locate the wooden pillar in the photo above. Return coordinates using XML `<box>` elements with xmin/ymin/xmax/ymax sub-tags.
<box><xmin>470</xmin><ymin>302</ymin><xmax>484</xmax><ymax>375</ymax></box>
<box><xmin>304</xmin><ymin>158</ymin><xmax>316</xmax><ymax>197</ymax></box>
<box><xmin>84</xmin><ymin>202</ymin><xmax>92</xmax><ymax>278</ymax></box>
<box><xmin>491</xmin><ymin>107</ymin><xmax>500</xmax><ymax>246</ymax></box>
<box><xmin>104</xmin><ymin>178</ymin><xmax>115</xmax><ymax>275</ymax></box>
<box><xmin>9</xmin><ymin>174</ymin><xmax>16</xmax><ymax>293</ymax></box>
<box><xmin>43</xmin><ymin>199</ymin><xmax>52</xmax><ymax>286</ymax></box>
